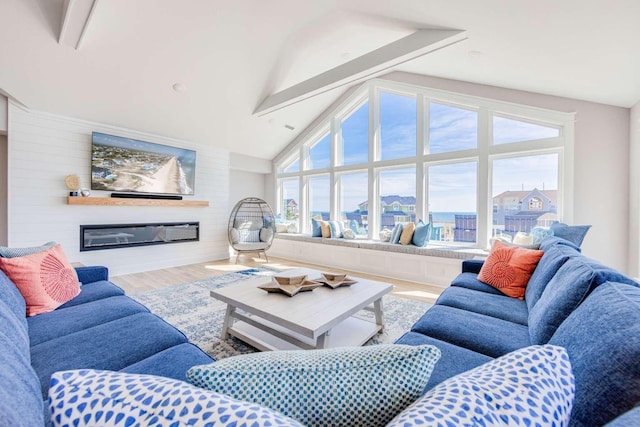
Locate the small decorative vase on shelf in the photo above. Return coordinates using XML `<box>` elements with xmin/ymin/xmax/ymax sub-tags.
<box><xmin>80</xmin><ymin>188</ymin><xmax>91</xmax><ymax>197</ymax></box>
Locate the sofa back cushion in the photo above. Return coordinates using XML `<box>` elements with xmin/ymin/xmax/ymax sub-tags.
<box><xmin>0</xmin><ymin>288</ymin><xmax>44</xmax><ymax>426</ymax></box>
<box><xmin>529</xmin><ymin>257</ymin><xmax>637</xmax><ymax>344</ymax></box>
<box><xmin>525</xmin><ymin>242</ymin><xmax>580</xmax><ymax>311</ymax></box>
<box><xmin>549</xmin><ymin>282</ymin><xmax>640</xmax><ymax>427</ymax></box>
<box><xmin>538</xmin><ymin>236</ymin><xmax>581</xmax><ymax>252</ymax></box>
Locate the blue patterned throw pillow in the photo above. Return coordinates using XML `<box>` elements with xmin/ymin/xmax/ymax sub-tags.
<box><xmin>0</xmin><ymin>241</ymin><xmax>56</xmax><ymax>258</ymax></box>
<box><xmin>387</xmin><ymin>345</ymin><xmax>575</xmax><ymax>427</ymax></box>
<box><xmin>48</xmin><ymin>369</ymin><xmax>303</xmax><ymax>427</ymax></box>
<box><xmin>188</xmin><ymin>344</ymin><xmax>441</xmax><ymax>427</ymax></box>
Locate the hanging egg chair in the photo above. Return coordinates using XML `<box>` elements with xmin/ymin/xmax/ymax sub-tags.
<box><xmin>228</xmin><ymin>197</ymin><xmax>276</xmax><ymax>263</ymax></box>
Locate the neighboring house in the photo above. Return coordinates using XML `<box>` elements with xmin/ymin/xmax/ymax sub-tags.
<box><xmin>493</xmin><ymin>188</ymin><xmax>558</xmax><ymax>233</ymax></box>
<box><xmin>357</xmin><ymin>196</ymin><xmax>416</xmax><ymax>229</ymax></box>
<box><xmin>282</xmin><ymin>199</ymin><xmax>298</xmax><ymax>220</ymax></box>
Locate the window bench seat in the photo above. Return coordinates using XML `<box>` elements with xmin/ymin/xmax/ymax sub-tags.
<box><xmin>270</xmin><ymin>233</ymin><xmax>488</xmax><ymax>287</ymax></box>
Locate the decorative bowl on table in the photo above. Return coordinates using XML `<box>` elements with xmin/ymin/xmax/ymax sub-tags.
<box><xmin>319</xmin><ymin>272</ymin><xmax>358</xmax><ymax>289</ymax></box>
<box><xmin>258</xmin><ymin>275</ymin><xmax>322</xmax><ymax>297</ymax></box>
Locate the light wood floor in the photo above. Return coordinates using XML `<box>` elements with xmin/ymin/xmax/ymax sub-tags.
<box><xmin>110</xmin><ymin>254</ymin><xmax>444</xmax><ymax>304</ymax></box>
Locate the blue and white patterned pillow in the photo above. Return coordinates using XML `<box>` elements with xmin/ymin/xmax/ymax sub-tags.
<box><xmin>239</xmin><ymin>229</ymin><xmax>260</xmax><ymax>242</ymax></box>
<box><xmin>387</xmin><ymin>344</ymin><xmax>575</xmax><ymax>427</ymax></box>
<box><xmin>0</xmin><ymin>241</ymin><xmax>57</xmax><ymax>258</ymax></box>
<box><xmin>48</xmin><ymin>369</ymin><xmax>304</xmax><ymax>427</ymax></box>
<box><xmin>188</xmin><ymin>344</ymin><xmax>441</xmax><ymax>427</ymax></box>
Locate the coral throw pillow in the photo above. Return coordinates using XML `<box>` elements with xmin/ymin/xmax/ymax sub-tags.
<box><xmin>0</xmin><ymin>244</ymin><xmax>80</xmax><ymax>316</ymax></box>
<box><xmin>478</xmin><ymin>240</ymin><xmax>544</xmax><ymax>299</ymax></box>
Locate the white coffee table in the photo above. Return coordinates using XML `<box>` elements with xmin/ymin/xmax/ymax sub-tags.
<box><xmin>210</xmin><ymin>268</ymin><xmax>392</xmax><ymax>351</ymax></box>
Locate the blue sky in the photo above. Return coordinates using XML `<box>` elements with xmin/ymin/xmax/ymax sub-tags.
<box><xmin>282</xmin><ymin>93</ymin><xmax>559</xmax><ymax>215</ymax></box>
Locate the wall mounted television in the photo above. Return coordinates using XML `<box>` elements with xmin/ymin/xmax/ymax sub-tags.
<box><xmin>91</xmin><ymin>132</ymin><xmax>196</xmax><ymax>196</ymax></box>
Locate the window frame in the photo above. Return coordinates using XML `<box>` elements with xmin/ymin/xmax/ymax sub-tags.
<box><xmin>273</xmin><ymin>79</ymin><xmax>575</xmax><ymax>248</ymax></box>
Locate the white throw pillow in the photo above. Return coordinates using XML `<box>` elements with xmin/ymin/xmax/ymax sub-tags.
<box><xmin>230</xmin><ymin>227</ymin><xmax>240</xmax><ymax>243</ymax></box>
<box><xmin>342</xmin><ymin>228</ymin><xmax>356</xmax><ymax>239</ymax></box>
<box><xmin>260</xmin><ymin>227</ymin><xmax>274</xmax><ymax>242</ymax></box>
<box><xmin>379</xmin><ymin>228</ymin><xmax>392</xmax><ymax>242</ymax></box>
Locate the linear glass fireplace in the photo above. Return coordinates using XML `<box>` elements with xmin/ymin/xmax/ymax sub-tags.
<box><xmin>80</xmin><ymin>222</ymin><xmax>199</xmax><ymax>251</ymax></box>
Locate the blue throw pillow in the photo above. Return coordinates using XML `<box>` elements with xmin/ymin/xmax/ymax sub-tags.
<box><xmin>390</xmin><ymin>223</ymin><xmax>404</xmax><ymax>244</ymax></box>
<box><xmin>311</xmin><ymin>218</ymin><xmax>322</xmax><ymax>237</ymax></box>
<box><xmin>49</xmin><ymin>369</ymin><xmax>304</xmax><ymax>427</ymax></box>
<box><xmin>328</xmin><ymin>220</ymin><xmax>343</xmax><ymax>238</ymax></box>
<box><xmin>550</xmin><ymin>222</ymin><xmax>591</xmax><ymax>247</ymax></box>
<box><xmin>412</xmin><ymin>220</ymin><xmax>432</xmax><ymax>247</ymax></box>
<box><xmin>549</xmin><ymin>282</ymin><xmax>640</xmax><ymax>427</ymax></box>
<box><xmin>188</xmin><ymin>344</ymin><xmax>441</xmax><ymax>427</ymax></box>
<box><xmin>529</xmin><ymin>226</ymin><xmax>554</xmax><ymax>244</ymax></box>
<box><xmin>387</xmin><ymin>345</ymin><xmax>574</xmax><ymax>427</ymax></box>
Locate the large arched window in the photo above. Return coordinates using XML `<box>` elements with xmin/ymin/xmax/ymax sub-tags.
<box><xmin>274</xmin><ymin>80</ymin><xmax>574</xmax><ymax>248</ymax></box>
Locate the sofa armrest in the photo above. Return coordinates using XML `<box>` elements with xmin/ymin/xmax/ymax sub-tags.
<box><xmin>461</xmin><ymin>259</ymin><xmax>484</xmax><ymax>274</ymax></box>
<box><xmin>75</xmin><ymin>266</ymin><xmax>109</xmax><ymax>284</ymax></box>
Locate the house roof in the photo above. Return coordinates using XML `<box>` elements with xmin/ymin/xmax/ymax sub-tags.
<box><xmin>493</xmin><ymin>189</ymin><xmax>558</xmax><ymax>206</ymax></box>
<box><xmin>1</xmin><ymin>1</ymin><xmax>638</xmax><ymax>161</ymax></box>
<box><xmin>380</xmin><ymin>195</ymin><xmax>417</xmax><ymax>206</ymax></box>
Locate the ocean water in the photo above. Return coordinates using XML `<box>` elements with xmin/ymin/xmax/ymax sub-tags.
<box><xmin>430</xmin><ymin>212</ymin><xmax>476</xmax><ymax>224</ymax></box>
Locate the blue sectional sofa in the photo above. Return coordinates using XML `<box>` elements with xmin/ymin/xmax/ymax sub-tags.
<box><xmin>396</xmin><ymin>236</ymin><xmax>640</xmax><ymax>427</ymax></box>
<box><xmin>2</xmin><ymin>237</ymin><xmax>640</xmax><ymax>426</ymax></box>
<box><xmin>0</xmin><ymin>266</ymin><xmax>213</xmax><ymax>426</ymax></box>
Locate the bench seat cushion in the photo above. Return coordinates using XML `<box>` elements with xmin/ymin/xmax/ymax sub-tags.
<box><xmin>57</xmin><ymin>280</ymin><xmax>124</xmax><ymax>309</ymax></box>
<box><xmin>394</xmin><ymin>332</ymin><xmax>493</xmax><ymax>390</ymax></box>
<box><xmin>28</xmin><ymin>296</ymin><xmax>148</xmax><ymax>346</ymax></box>
<box><xmin>30</xmin><ymin>312</ymin><xmax>188</xmax><ymax>399</ymax></box>
<box><xmin>436</xmin><ymin>286</ymin><xmax>529</xmax><ymax>325</ymax></box>
<box><xmin>411</xmin><ymin>305</ymin><xmax>531</xmax><ymax>358</ymax></box>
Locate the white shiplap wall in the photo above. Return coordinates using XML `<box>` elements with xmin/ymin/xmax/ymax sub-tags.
<box><xmin>7</xmin><ymin>105</ymin><xmax>230</xmax><ymax>275</ymax></box>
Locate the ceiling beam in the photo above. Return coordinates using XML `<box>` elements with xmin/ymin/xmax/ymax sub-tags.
<box><xmin>59</xmin><ymin>0</ymin><xmax>99</xmax><ymax>50</ymax></box>
<box><xmin>254</xmin><ymin>28</ymin><xmax>467</xmax><ymax>116</ymax></box>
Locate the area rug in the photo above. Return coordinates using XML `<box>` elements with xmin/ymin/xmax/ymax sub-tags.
<box><xmin>130</xmin><ymin>269</ymin><xmax>432</xmax><ymax>360</ymax></box>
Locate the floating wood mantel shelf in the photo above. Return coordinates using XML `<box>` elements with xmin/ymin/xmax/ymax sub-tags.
<box><xmin>67</xmin><ymin>196</ymin><xmax>209</xmax><ymax>207</ymax></box>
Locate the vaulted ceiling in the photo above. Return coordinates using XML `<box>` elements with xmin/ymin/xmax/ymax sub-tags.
<box><xmin>1</xmin><ymin>0</ymin><xmax>638</xmax><ymax>159</ymax></box>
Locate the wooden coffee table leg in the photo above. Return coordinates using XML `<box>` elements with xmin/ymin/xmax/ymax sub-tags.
<box><xmin>221</xmin><ymin>305</ymin><xmax>235</xmax><ymax>339</ymax></box>
<box><xmin>374</xmin><ymin>299</ymin><xmax>385</xmax><ymax>332</ymax></box>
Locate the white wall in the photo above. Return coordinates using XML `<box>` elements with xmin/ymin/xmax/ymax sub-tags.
<box><xmin>271</xmin><ymin>72</ymin><xmax>631</xmax><ymax>273</ymax></box>
<box><xmin>629</xmin><ymin>101</ymin><xmax>640</xmax><ymax>277</ymax></box>
<box><xmin>0</xmin><ymin>134</ymin><xmax>7</xmax><ymax>246</ymax></box>
<box><xmin>0</xmin><ymin>94</ymin><xmax>7</xmax><ymax>133</ymax></box>
<box><xmin>7</xmin><ymin>105</ymin><xmax>231</xmax><ymax>275</ymax></box>
<box><xmin>229</xmin><ymin>170</ymin><xmax>266</xmax><ymax>208</ymax></box>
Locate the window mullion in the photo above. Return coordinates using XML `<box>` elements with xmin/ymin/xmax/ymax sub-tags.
<box><xmin>416</xmin><ymin>94</ymin><xmax>426</xmax><ymax>221</ymax></box>
<box><xmin>477</xmin><ymin>106</ymin><xmax>490</xmax><ymax>248</ymax></box>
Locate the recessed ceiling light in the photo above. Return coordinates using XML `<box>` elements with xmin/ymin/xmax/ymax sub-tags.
<box><xmin>172</xmin><ymin>83</ymin><xmax>187</xmax><ymax>92</ymax></box>
<box><xmin>468</xmin><ymin>51</ymin><xmax>483</xmax><ymax>58</ymax></box>
<box><xmin>284</xmin><ymin>124</ymin><xmax>295</xmax><ymax>131</ymax></box>
<box><xmin>340</xmin><ymin>52</ymin><xmax>351</xmax><ymax>60</ymax></box>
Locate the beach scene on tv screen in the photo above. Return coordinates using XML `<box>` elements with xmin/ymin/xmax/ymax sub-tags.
<box><xmin>91</xmin><ymin>132</ymin><xmax>196</xmax><ymax>195</ymax></box>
